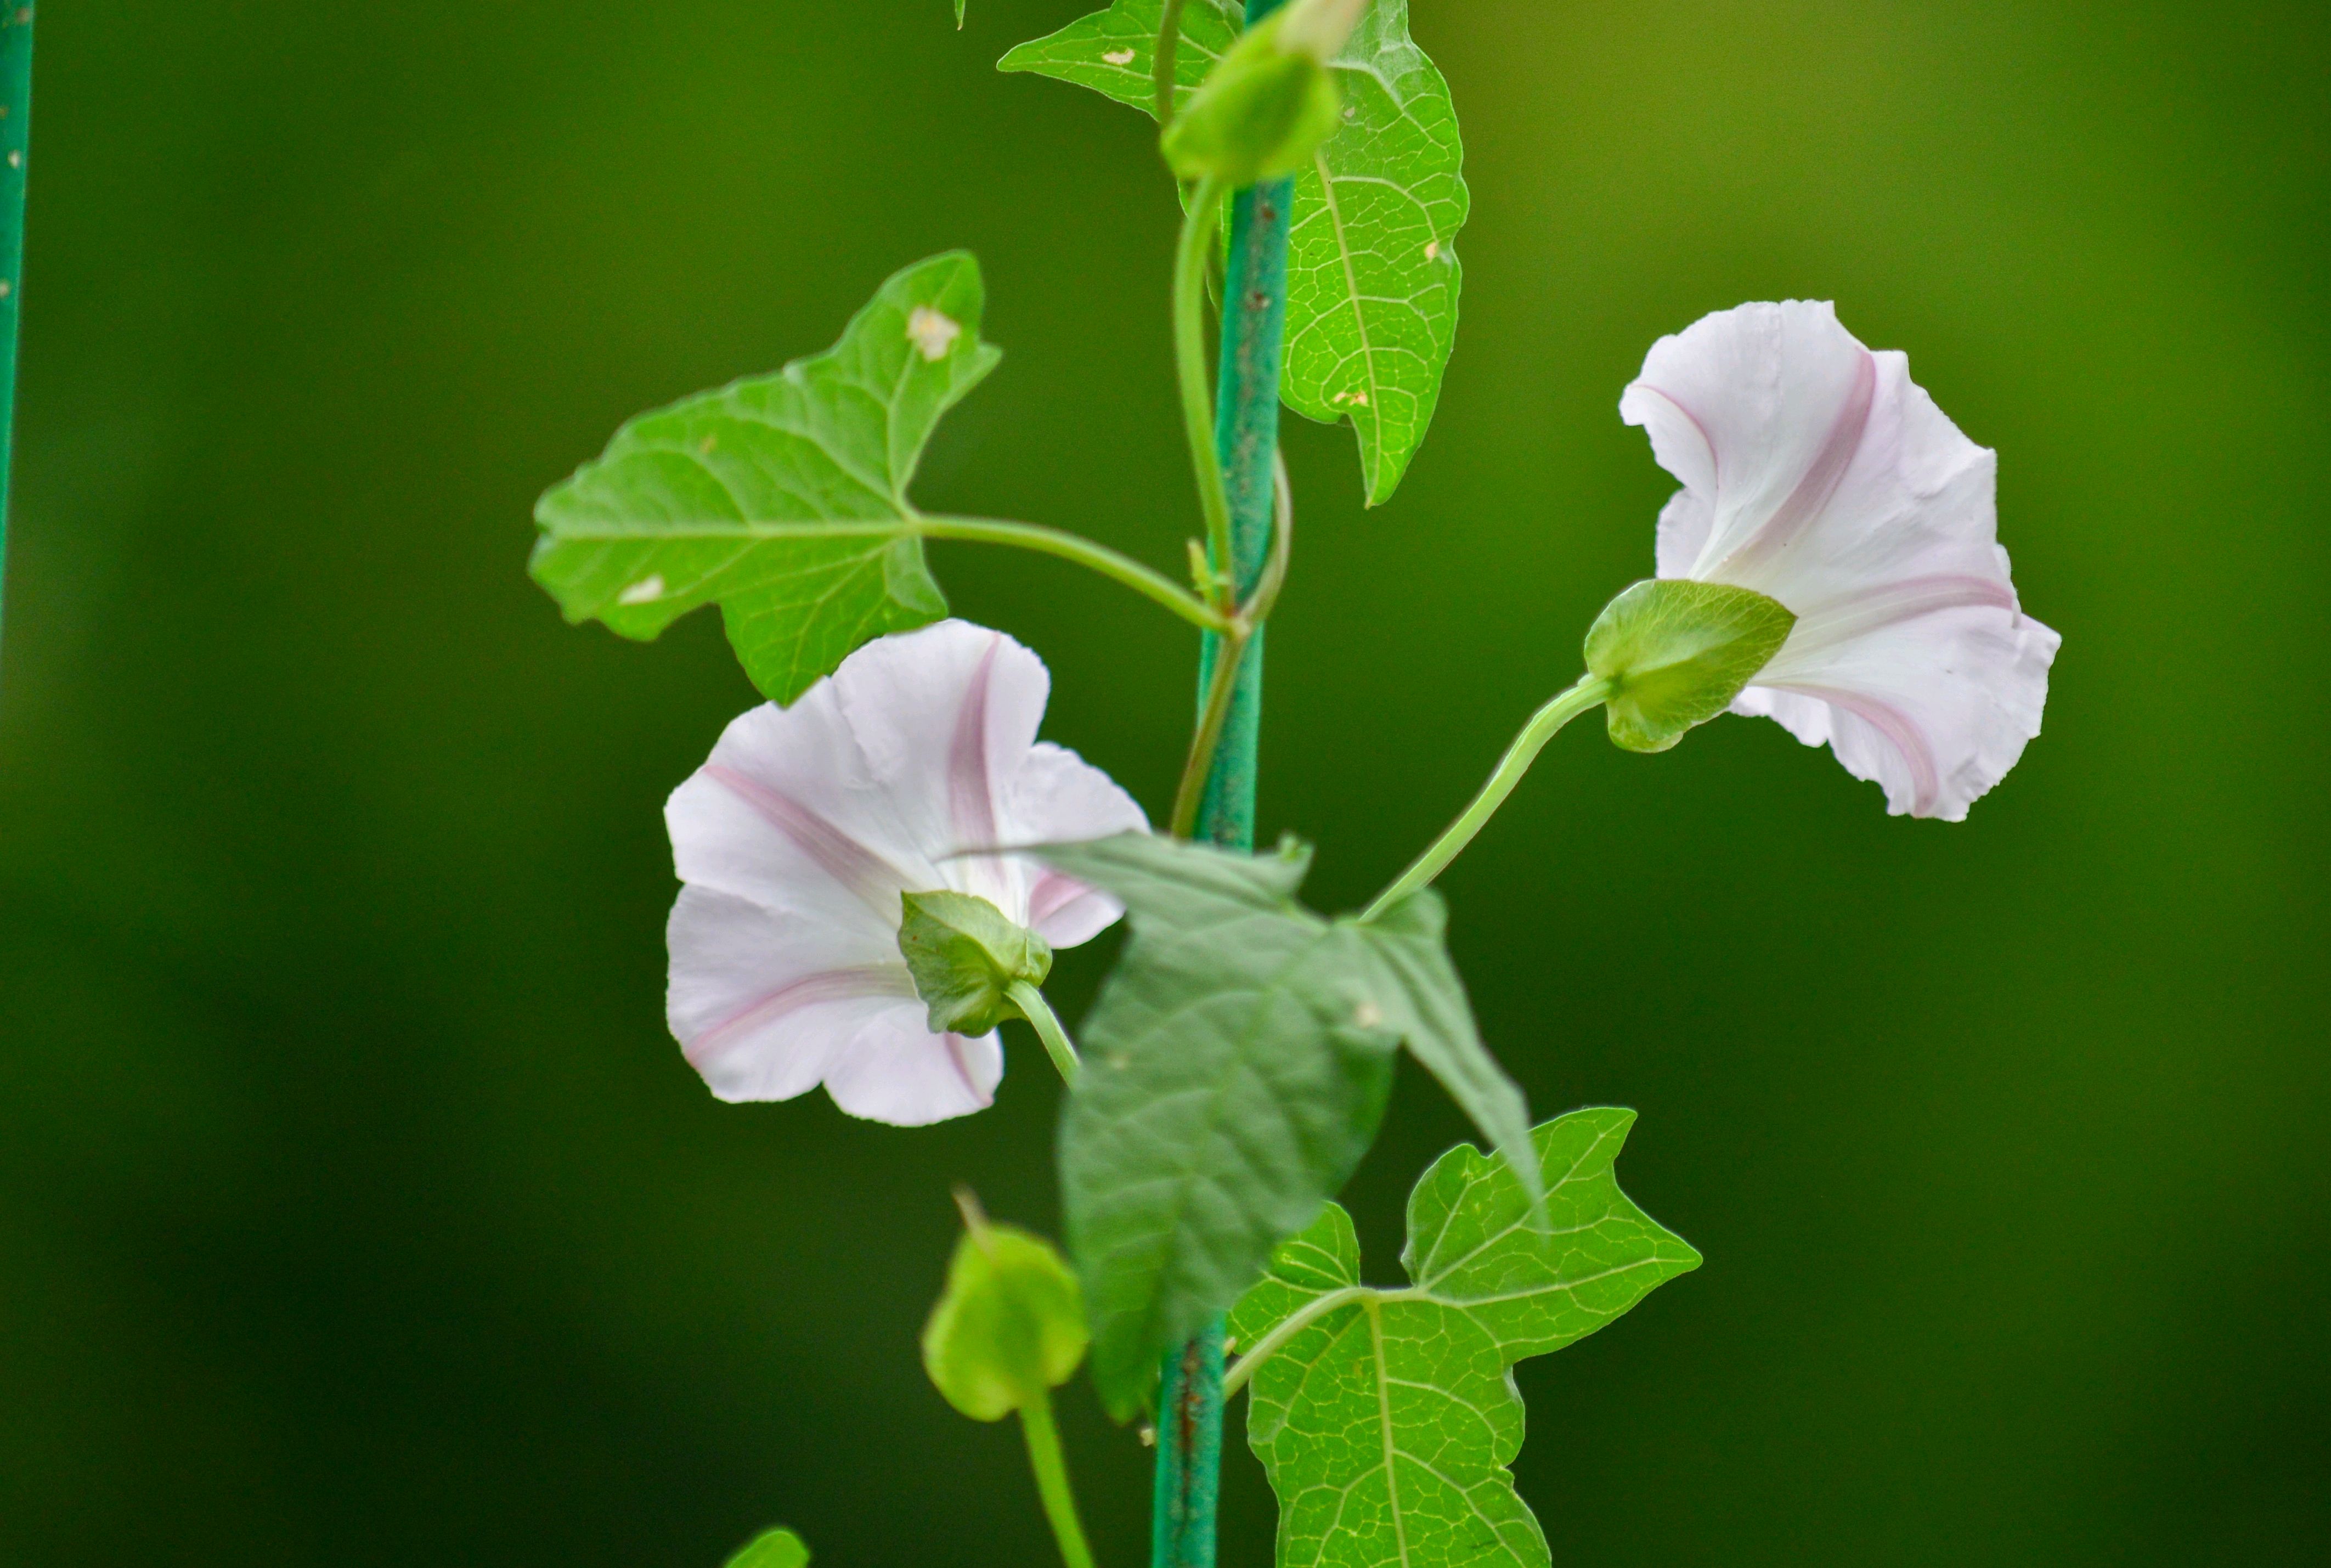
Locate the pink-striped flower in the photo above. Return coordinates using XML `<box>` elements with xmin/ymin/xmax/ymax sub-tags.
<box><xmin>663</xmin><ymin>621</ymin><xmax>1147</xmax><ymax>1126</ymax></box>
<box><xmin>1621</xmin><ymin>302</ymin><xmax>2061</xmax><ymax>819</ymax></box>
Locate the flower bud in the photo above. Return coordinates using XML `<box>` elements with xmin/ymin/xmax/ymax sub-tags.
<box><xmin>1584</xmin><ymin>579</ymin><xmax>1797</xmax><ymax>753</ymax></box>
<box><xmin>1159</xmin><ymin>4</ymin><xmax>1350</xmax><ymax>185</ymax></box>
<box><xmin>921</xmin><ymin>1203</ymin><xmax>1089</xmax><ymax>1423</ymax></box>
<box><xmin>898</xmin><ymin>889</ymin><xmax>1053</xmax><ymax>1036</ymax></box>
<box><xmin>722</xmin><ymin>1529</ymin><xmax>809</xmax><ymax>1568</ymax></box>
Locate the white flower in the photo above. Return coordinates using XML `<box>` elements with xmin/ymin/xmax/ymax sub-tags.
<box><xmin>1619</xmin><ymin>301</ymin><xmax>2061</xmax><ymax>820</ymax></box>
<box><xmin>663</xmin><ymin>621</ymin><xmax>1148</xmax><ymax>1126</ymax></box>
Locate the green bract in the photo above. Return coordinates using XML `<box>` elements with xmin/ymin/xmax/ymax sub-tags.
<box><xmin>922</xmin><ymin>1219</ymin><xmax>1091</xmax><ymax>1423</ymax></box>
<box><xmin>1228</xmin><ymin>1110</ymin><xmax>1702</xmax><ymax>1568</ymax></box>
<box><xmin>722</xmin><ymin>1527</ymin><xmax>809</xmax><ymax>1568</ymax></box>
<box><xmin>1161</xmin><ymin>16</ymin><xmax>1342</xmax><ymax>185</ymax></box>
<box><xmin>898</xmin><ymin>890</ymin><xmax>1053</xmax><ymax>1036</ymax></box>
<box><xmin>1037</xmin><ymin>832</ymin><xmax>1539</xmax><ymax>1419</ymax></box>
<box><xmin>529</xmin><ymin>253</ymin><xmax>999</xmax><ymax>704</ymax></box>
<box><xmin>1584</xmin><ymin>578</ymin><xmax>1797</xmax><ymax>753</ymax></box>
<box><xmin>1002</xmin><ymin>0</ymin><xmax>1468</xmax><ymax>505</ymax></box>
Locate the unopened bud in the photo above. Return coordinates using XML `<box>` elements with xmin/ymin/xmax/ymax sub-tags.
<box><xmin>921</xmin><ymin>1197</ymin><xmax>1088</xmax><ymax>1423</ymax></box>
<box><xmin>1275</xmin><ymin>0</ymin><xmax>1369</xmax><ymax>64</ymax></box>
<box><xmin>1159</xmin><ymin>7</ymin><xmax>1346</xmax><ymax>185</ymax></box>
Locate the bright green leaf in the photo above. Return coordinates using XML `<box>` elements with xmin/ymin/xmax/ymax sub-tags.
<box><xmin>530</xmin><ymin>252</ymin><xmax>1001</xmax><ymax>704</ymax></box>
<box><xmin>723</xmin><ymin>1527</ymin><xmax>809</xmax><ymax>1568</ymax></box>
<box><xmin>1227</xmin><ymin>1110</ymin><xmax>1701</xmax><ymax>1568</ymax></box>
<box><xmin>1038</xmin><ymin>832</ymin><xmax>1534</xmax><ymax>1418</ymax></box>
<box><xmin>955</xmin><ymin>0</ymin><xmax>967</xmax><ymax>29</ymax></box>
<box><xmin>1584</xmin><ymin>578</ymin><xmax>1797</xmax><ymax>754</ymax></box>
<box><xmin>923</xmin><ymin>1216</ymin><xmax>1090</xmax><ymax>1423</ymax></box>
<box><xmin>1001</xmin><ymin>0</ymin><xmax>1467</xmax><ymax>504</ymax></box>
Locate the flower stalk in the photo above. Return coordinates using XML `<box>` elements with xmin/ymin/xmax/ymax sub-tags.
<box><xmin>1362</xmin><ymin>674</ymin><xmax>1613</xmax><ymax>921</ymax></box>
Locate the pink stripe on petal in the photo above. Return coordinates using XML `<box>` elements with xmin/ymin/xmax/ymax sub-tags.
<box><xmin>686</xmin><ymin>965</ymin><xmax>916</xmax><ymax>1067</ymax></box>
<box><xmin>704</xmin><ymin>764</ymin><xmax>908</xmax><ymax>911</ymax></box>
<box><xmin>941</xmin><ymin>1033</ymin><xmax>993</xmax><ymax>1106</ymax></box>
<box><xmin>1026</xmin><ymin>871</ymin><xmax>1090</xmax><ymax>927</ymax></box>
<box><xmin>948</xmin><ymin>635</ymin><xmax>1003</xmax><ymax>851</ymax></box>
<box><xmin>1721</xmin><ymin>348</ymin><xmax>1877</xmax><ymax>578</ymax></box>
<box><xmin>1783</xmin><ymin>683</ymin><xmax>1942</xmax><ymax>817</ymax></box>
<box><xmin>1793</xmin><ymin>573</ymin><xmax>2022</xmax><ymax>648</ymax></box>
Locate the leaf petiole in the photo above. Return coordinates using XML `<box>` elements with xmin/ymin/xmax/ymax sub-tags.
<box><xmin>1007</xmin><ymin>979</ymin><xmax>1082</xmax><ymax>1086</ymax></box>
<box><xmin>1360</xmin><ymin>673</ymin><xmax>1614</xmax><ymax>921</ymax></box>
<box><xmin>1221</xmin><ymin>1282</ymin><xmax>1386</xmax><ymax>1397</ymax></box>
<box><xmin>547</xmin><ymin>514</ymin><xmax>1231</xmax><ymax>635</ymax></box>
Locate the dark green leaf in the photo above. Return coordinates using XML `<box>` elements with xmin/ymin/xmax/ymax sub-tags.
<box><xmin>1040</xmin><ymin>833</ymin><xmax>1534</xmax><ymax>1418</ymax></box>
<box><xmin>1346</xmin><ymin>890</ymin><xmax>1536</xmax><ymax>1203</ymax></box>
<box><xmin>530</xmin><ymin>252</ymin><xmax>1000</xmax><ymax>703</ymax></box>
<box><xmin>1227</xmin><ymin>1110</ymin><xmax>1701</xmax><ymax>1568</ymax></box>
<box><xmin>1001</xmin><ymin>0</ymin><xmax>1467</xmax><ymax>504</ymax></box>
<box><xmin>1584</xmin><ymin>578</ymin><xmax>1796</xmax><ymax>753</ymax></box>
<box><xmin>1043</xmin><ymin>833</ymin><xmax>1394</xmax><ymax>1417</ymax></box>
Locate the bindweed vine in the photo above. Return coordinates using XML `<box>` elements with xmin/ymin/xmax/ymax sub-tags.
<box><xmin>527</xmin><ymin>2</ymin><xmax>2062</xmax><ymax>1565</ymax></box>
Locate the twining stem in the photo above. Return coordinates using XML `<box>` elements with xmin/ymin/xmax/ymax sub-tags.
<box><xmin>1153</xmin><ymin>0</ymin><xmax>1189</xmax><ymax>125</ymax></box>
<box><xmin>1361</xmin><ymin>674</ymin><xmax>1615</xmax><ymax>921</ymax></box>
<box><xmin>1007</xmin><ymin>980</ymin><xmax>1081</xmax><ymax>1087</ymax></box>
<box><xmin>1172</xmin><ymin>174</ymin><xmax>1234</xmax><ymax>604</ymax></box>
<box><xmin>1169</xmin><ymin>454</ymin><xmax>1291</xmax><ymax>839</ymax></box>
<box><xmin>547</xmin><ymin>514</ymin><xmax>1231</xmax><ymax>635</ymax></box>
<box><xmin>1019</xmin><ymin>1390</ymin><xmax>1099</xmax><ymax>1568</ymax></box>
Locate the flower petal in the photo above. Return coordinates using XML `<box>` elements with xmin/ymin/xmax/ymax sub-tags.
<box><xmin>1006</xmin><ymin>741</ymin><xmax>1150</xmax><ymax>947</ymax></box>
<box><xmin>821</xmin><ymin>1012</ymin><xmax>1004</xmax><ymax>1126</ymax></box>
<box><xmin>832</xmin><ymin>620</ymin><xmax>1050</xmax><ymax>912</ymax></box>
<box><xmin>665</xmin><ymin>885</ymin><xmax>921</xmax><ymax>1102</ymax></box>
<box><xmin>1621</xmin><ymin>301</ymin><xmax>1880</xmax><ymax>582</ymax></box>
<box><xmin>665</xmin><ymin>683</ymin><xmax>940</xmax><ymax>934</ymax></box>
<box><xmin>1627</xmin><ymin>301</ymin><xmax>2057</xmax><ymax>818</ymax></box>
<box><xmin>1743</xmin><ymin>602</ymin><xmax>2061</xmax><ymax>820</ymax></box>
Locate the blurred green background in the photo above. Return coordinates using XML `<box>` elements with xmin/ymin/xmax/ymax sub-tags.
<box><xmin>3</xmin><ymin>1</ymin><xmax>2324</xmax><ymax>1563</ymax></box>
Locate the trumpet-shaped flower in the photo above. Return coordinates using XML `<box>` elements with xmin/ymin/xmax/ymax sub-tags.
<box><xmin>1620</xmin><ymin>302</ymin><xmax>2060</xmax><ymax>820</ymax></box>
<box><xmin>664</xmin><ymin>621</ymin><xmax>1148</xmax><ymax>1125</ymax></box>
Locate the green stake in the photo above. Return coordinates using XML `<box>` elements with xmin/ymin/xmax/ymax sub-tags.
<box><xmin>1154</xmin><ymin>5</ymin><xmax>1293</xmax><ymax>1567</ymax></box>
<box><xmin>0</xmin><ymin>2</ymin><xmax>29</xmax><ymax>644</ymax></box>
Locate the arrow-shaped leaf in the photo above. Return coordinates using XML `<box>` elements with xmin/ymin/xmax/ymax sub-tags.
<box><xmin>1228</xmin><ymin>1110</ymin><xmax>1701</xmax><ymax>1568</ymax></box>
<box><xmin>530</xmin><ymin>252</ymin><xmax>1000</xmax><ymax>704</ymax></box>
<box><xmin>1002</xmin><ymin>0</ymin><xmax>1468</xmax><ymax>504</ymax></box>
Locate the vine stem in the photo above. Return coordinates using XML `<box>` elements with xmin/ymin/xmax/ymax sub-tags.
<box><xmin>1172</xmin><ymin>173</ymin><xmax>1234</xmax><ymax>606</ymax></box>
<box><xmin>1007</xmin><ymin>979</ymin><xmax>1081</xmax><ymax>1087</ymax></box>
<box><xmin>1155</xmin><ymin>5</ymin><xmax>1297</xmax><ymax>1566</ymax></box>
<box><xmin>1360</xmin><ymin>674</ymin><xmax>1614</xmax><ymax>922</ymax></box>
<box><xmin>1020</xmin><ymin>1390</ymin><xmax>1100</xmax><ymax>1568</ymax></box>
<box><xmin>0</xmin><ymin>4</ymin><xmax>32</xmax><ymax>648</ymax></box>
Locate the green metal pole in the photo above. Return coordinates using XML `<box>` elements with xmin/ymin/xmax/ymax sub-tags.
<box><xmin>0</xmin><ymin>3</ymin><xmax>30</xmax><ymax>644</ymax></box>
<box><xmin>1153</xmin><ymin>4</ymin><xmax>1293</xmax><ymax>1566</ymax></box>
